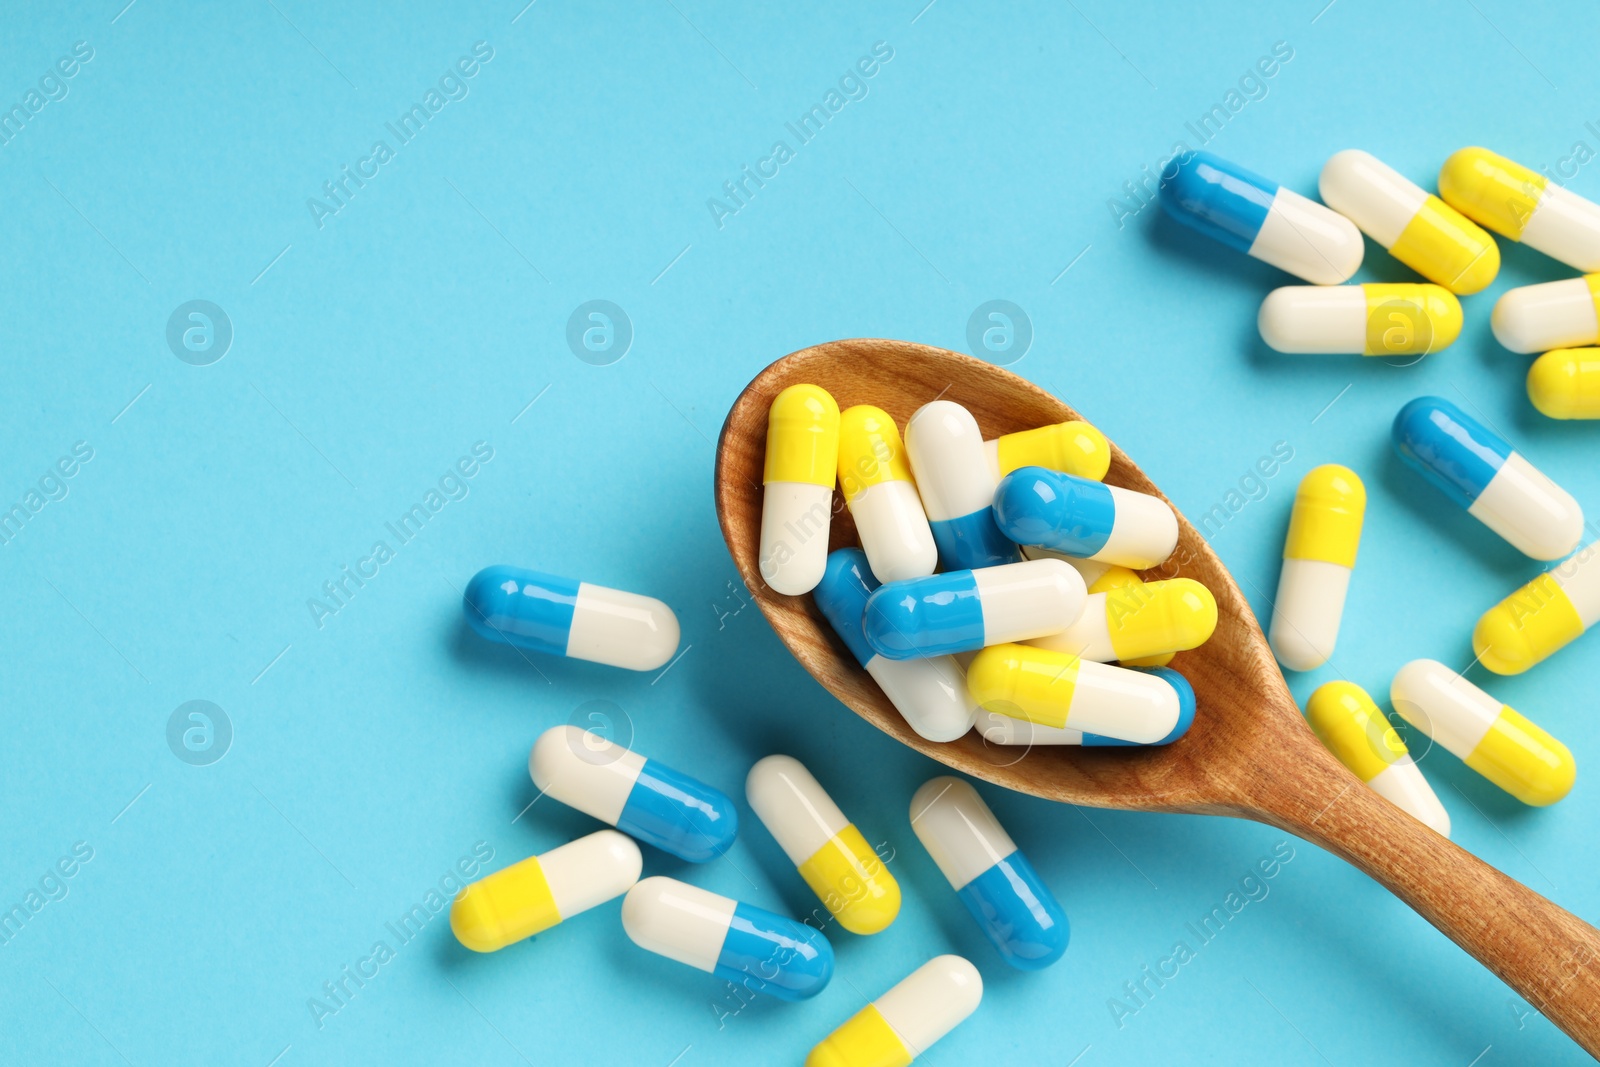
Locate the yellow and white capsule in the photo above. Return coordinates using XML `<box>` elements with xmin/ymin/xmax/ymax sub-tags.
<box><xmin>1020</xmin><ymin>549</ymin><xmax>1172</xmax><ymax>666</ymax></box>
<box><xmin>1390</xmin><ymin>659</ymin><xmax>1575</xmax><ymax>806</ymax></box>
<box><xmin>805</xmin><ymin>955</ymin><xmax>982</xmax><ymax>1067</ymax></box>
<box><xmin>1027</xmin><ymin>575</ymin><xmax>1215</xmax><ymax>663</ymax></box>
<box><xmin>1492</xmin><ymin>276</ymin><xmax>1600</xmax><ymax>354</ymax></box>
<box><xmin>838</xmin><ymin>405</ymin><xmax>937</xmax><ymax>584</ymax></box>
<box><xmin>985</xmin><ymin>421</ymin><xmax>1111</xmax><ymax>482</ymax></box>
<box><xmin>1306</xmin><ymin>682</ymin><xmax>1450</xmax><ymax>837</ymax></box>
<box><xmin>1473</xmin><ymin>541</ymin><xmax>1600</xmax><ymax>675</ymax></box>
<box><xmin>450</xmin><ymin>830</ymin><xmax>642</xmax><ymax>952</ymax></box>
<box><xmin>966</xmin><ymin>643</ymin><xmax>1180</xmax><ymax>742</ymax></box>
<box><xmin>1320</xmin><ymin>150</ymin><xmax>1500</xmax><ymax>295</ymax></box>
<box><xmin>1269</xmin><ymin>465</ymin><xmax>1365</xmax><ymax>672</ymax></box>
<box><xmin>746</xmin><ymin>755</ymin><xmax>900</xmax><ymax>935</ymax></box>
<box><xmin>1440</xmin><ymin>147</ymin><xmax>1600</xmax><ymax>272</ymax></box>
<box><xmin>761</xmin><ymin>384</ymin><xmax>840</xmax><ymax>595</ymax></box>
<box><xmin>1258</xmin><ymin>284</ymin><xmax>1462</xmax><ymax>356</ymax></box>
<box><xmin>1528</xmin><ymin>349</ymin><xmax>1600</xmax><ymax>419</ymax></box>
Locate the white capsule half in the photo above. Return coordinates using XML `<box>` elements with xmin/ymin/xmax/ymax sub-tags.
<box><xmin>746</xmin><ymin>755</ymin><xmax>850</xmax><ymax>866</ymax></box>
<box><xmin>1368</xmin><ymin>758</ymin><xmax>1452</xmax><ymax>838</ymax></box>
<box><xmin>1469</xmin><ymin>453</ymin><xmax>1585</xmax><ymax>562</ymax></box>
<box><xmin>1269</xmin><ymin>559</ymin><xmax>1348</xmax><ymax>672</ymax></box>
<box><xmin>760</xmin><ymin>482</ymin><xmax>834</xmax><ymax>595</ymax></box>
<box><xmin>905</xmin><ymin>401</ymin><xmax>1018</xmax><ymax>570</ymax></box>
<box><xmin>529</xmin><ymin>725</ymin><xmax>645</xmax><ymax>823</ymax></box>
<box><xmin>806</xmin><ymin>956</ymin><xmax>982</xmax><ymax>1065</ymax></box>
<box><xmin>1492</xmin><ymin>277</ymin><xmax>1600</xmax><ymax>354</ymax></box>
<box><xmin>850</xmin><ymin>479</ymin><xmax>938</xmax><ymax>583</ymax></box>
<box><xmin>864</xmin><ymin>655</ymin><xmax>979</xmax><ymax>743</ymax></box>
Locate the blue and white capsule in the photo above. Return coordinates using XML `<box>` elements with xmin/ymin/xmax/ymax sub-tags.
<box><xmin>976</xmin><ymin>667</ymin><xmax>1196</xmax><ymax>746</ymax></box>
<box><xmin>992</xmin><ymin>467</ymin><xmax>1179</xmax><ymax>569</ymax></box>
<box><xmin>815</xmin><ymin>549</ymin><xmax>977</xmax><ymax>743</ymax></box>
<box><xmin>464</xmin><ymin>565</ymin><xmax>680</xmax><ymax>671</ymax></box>
<box><xmin>622</xmin><ymin>876</ymin><xmax>833</xmax><ymax>1000</ymax></box>
<box><xmin>910</xmin><ymin>777</ymin><xmax>1068</xmax><ymax>969</ymax></box>
<box><xmin>1393</xmin><ymin>397</ymin><xmax>1583</xmax><ymax>561</ymax></box>
<box><xmin>904</xmin><ymin>401</ymin><xmax>1021</xmax><ymax>571</ymax></box>
<box><xmin>863</xmin><ymin>558</ymin><xmax>1086</xmax><ymax>661</ymax></box>
<box><xmin>530</xmin><ymin>726</ymin><xmax>737</xmax><ymax>863</ymax></box>
<box><xmin>1161</xmin><ymin>151</ymin><xmax>1364</xmax><ymax>285</ymax></box>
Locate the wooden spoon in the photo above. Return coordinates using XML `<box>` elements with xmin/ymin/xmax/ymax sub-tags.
<box><xmin>714</xmin><ymin>338</ymin><xmax>1600</xmax><ymax>1058</ymax></box>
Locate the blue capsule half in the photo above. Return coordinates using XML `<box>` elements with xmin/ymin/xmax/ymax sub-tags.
<box><xmin>1160</xmin><ymin>151</ymin><xmax>1277</xmax><ymax>254</ymax></box>
<box><xmin>618</xmin><ymin>760</ymin><xmax>738</xmax><ymax>863</ymax></box>
<box><xmin>715</xmin><ymin>901</ymin><xmax>835</xmax><ymax>1001</ymax></box>
<box><xmin>992</xmin><ymin>467</ymin><xmax>1118</xmax><ymax>557</ymax></box>
<box><xmin>813</xmin><ymin>548</ymin><xmax>879</xmax><ymax>667</ymax></box>
<box><xmin>957</xmin><ymin>850</ymin><xmax>1070</xmax><ymax>970</ymax></box>
<box><xmin>930</xmin><ymin>509</ymin><xmax>1021</xmax><ymax>572</ymax></box>
<box><xmin>462</xmin><ymin>565</ymin><xmax>680</xmax><ymax>671</ymax></box>
<box><xmin>1391</xmin><ymin>396</ymin><xmax>1508</xmax><ymax>508</ymax></box>
<box><xmin>863</xmin><ymin>571</ymin><xmax>987</xmax><ymax>660</ymax></box>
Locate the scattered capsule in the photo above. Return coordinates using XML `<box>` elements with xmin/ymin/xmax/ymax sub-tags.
<box><xmin>862</xmin><ymin>558</ymin><xmax>1086</xmax><ymax>661</ymax></box>
<box><xmin>1528</xmin><ymin>349</ymin><xmax>1600</xmax><ymax>420</ymax></box>
<box><xmin>760</xmin><ymin>384</ymin><xmax>841</xmax><ymax>595</ymax></box>
<box><xmin>530</xmin><ymin>725</ymin><xmax>737</xmax><ymax>862</ymax></box>
<box><xmin>450</xmin><ymin>830</ymin><xmax>642</xmax><ymax>952</ymax></box>
<box><xmin>1320</xmin><ymin>149</ymin><xmax>1499</xmax><ymax>295</ymax></box>
<box><xmin>992</xmin><ymin>466</ymin><xmax>1179</xmax><ymax>569</ymax></box>
<box><xmin>1305</xmin><ymin>682</ymin><xmax>1450</xmax><ymax>837</ymax></box>
<box><xmin>1269</xmin><ymin>465</ymin><xmax>1365</xmax><ymax>672</ymax></box>
<box><xmin>1473</xmin><ymin>542</ymin><xmax>1600</xmax><ymax>675</ymax></box>
<box><xmin>835</xmin><ymin>405</ymin><xmax>937</xmax><ymax>584</ymax></box>
<box><xmin>1028</xmin><ymin>576</ymin><xmax>1215</xmax><ymax>663</ymax></box>
<box><xmin>1021</xmin><ymin>550</ymin><xmax>1173</xmax><ymax>665</ymax></box>
<box><xmin>1439</xmin><ymin>147</ymin><xmax>1600</xmax><ymax>272</ymax></box>
<box><xmin>747</xmin><ymin>756</ymin><xmax>900</xmax><ymax>935</ymax></box>
<box><xmin>1258</xmin><ymin>284</ymin><xmax>1462</xmax><ymax>355</ymax></box>
<box><xmin>805</xmin><ymin>955</ymin><xmax>982</xmax><ymax>1067</ymax></box>
<box><xmin>904</xmin><ymin>401</ymin><xmax>1021</xmax><ymax>571</ymax></box>
<box><xmin>1392</xmin><ymin>396</ymin><xmax>1582</xmax><ymax>560</ymax></box>
<box><xmin>1390</xmin><ymin>659</ymin><xmax>1575</xmax><ymax>806</ymax></box>
<box><xmin>814</xmin><ymin>549</ymin><xmax>977</xmax><ymax>742</ymax></box>
<box><xmin>463</xmin><ymin>565</ymin><xmax>680</xmax><ymax>671</ymax></box>
<box><xmin>977</xmin><ymin>667</ymin><xmax>1195</xmax><ymax>746</ymax></box>
<box><xmin>966</xmin><ymin>643</ymin><xmax>1182</xmax><ymax>742</ymax></box>
<box><xmin>621</xmin><ymin>876</ymin><xmax>833</xmax><ymax>1000</ymax></box>
<box><xmin>910</xmin><ymin>777</ymin><xmax>1068</xmax><ymax>969</ymax></box>
<box><xmin>1159</xmin><ymin>150</ymin><xmax>1363</xmax><ymax>284</ymax></box>
<box><xmin>985</xmin><ymin>421</ymin><xmax>1111</xmax><ymax>481</ymax></box>
<box><xmin>1492</xmin><ymin>276</ymin><xmax>1600</xmax><ymax>353</ymax></box>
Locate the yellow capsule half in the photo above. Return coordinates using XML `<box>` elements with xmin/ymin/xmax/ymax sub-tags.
<box><xmin>806</xmin><ymin>956</ymin><xmax>981</xmax><ymax>1067</ymax></box>
<box><xmin>1528</xmin><ymin>348</ymin><xmax>1600</xmax><ymax>419</ymax></box>
<box><xmin>765</xmin><ymin>384</ymin><xmax>840</xmax><ymax>487</ymax></box>
<box><xmin>1441</xmin><ymin>148</ymin><xmax>1600</xmax><ymax>272</ymax></box>
<box><xmin>1090</xmin><ymin>565</ymin><xmax>1173</xmax><ymax>666</ymax></box>
<box><xmin>1284</xmin><ymin>464</ymin><xmax>1365</xmax><ymax>567</ymax></box>
<box><xmin>988</xmin><ymin>421</ymin><xmax>1110</xmax><ymax>481</ymax></box>
<box><xmin>1362</xmin><ymin>284</ymin><xmax>1462</xmax><ymax>356</ymax></box>
<box><xmin>838</xmin><ymin>405</ymin><xmax>914</xmax><ymax>502</ymax></box>
<box><xmin>1473</xmin><ymin>545</ymin><xmax>1600</xmax><ymax>674</ymax></box>
<box><xmin>450</xmin><ymin>831</ymin><xmax>642</xmax><ymax>952</ymax></box>
<box><xmin>1103</xmin><ymin>578</ymin><xmax>1217</xmax><ymax>662</ymax></box>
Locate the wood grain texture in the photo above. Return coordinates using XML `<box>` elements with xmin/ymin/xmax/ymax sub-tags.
<box><xmin>714</xmin><ymin>338</ymin><xmax>1600</xmax><ymax>1058</ymax></box>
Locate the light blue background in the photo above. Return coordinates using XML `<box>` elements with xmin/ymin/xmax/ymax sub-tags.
<box><xmin>3</xmin><ymin>0</ymin><xmax>1597</xmax><ymax>1063</ymax></box>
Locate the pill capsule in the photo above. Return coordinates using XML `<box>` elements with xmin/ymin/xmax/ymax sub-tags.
<box><xmin>761</xmin><ymin>384</ymin><xmax>841</xmax><ymax>595</ymax></box>
<box><xmin>977</xmin><ymin>666</ymin><xmax>1195</xmax><ymax>746</ymax></box>
<box><xmin>1258</xmin><ymin>284</ymin><xmax>1462</xmax><ymax>356</ymax></box>
<box><xmin>621</xmin><ymin>876</ymin><xmax>833</xmax><ymax>1000</ymax></box>
<box><xmin>746</xmin><ymin>756</ymin><xmax>900</xmax><ymax>935</ymax></box>
<box><xmin>1473</xmin><ymin>542</ymin><xmax>1600</xmax><ymax>675</ymax></box>
<box><xmin>1390</xmin><ymin>659</ymin><xmax>1575</xmax><ymax>806</ymax></box>
<box><xmin>1268</xmin><ymin>465</ymin><xmax>1365</xmax><ymax>672</ymax></box>
<box><xmin>805</xmin><ymin>955</ymin><xmax>982</xmax><ymax>1067</ymax></box>
<box><xmin>1019</xmin><ymin>548</ymin><xmax>1173</xmax><ymax>666</ymax></box>
<box><xmin>1028</xmin><ymin>577</ymin><xmax>1215</xmax><ymax>663</ymax></box>
<box><xmin>1528</xmin><ymin>348</ymin><xmax>1600</xmax><ymax>419</ymax></box>
<box><xmin>863</xmin><ymin>558</ymin><xmax>1086</xmax><ymax>661</ymax></box>
<box><xmin>904</xmin><ymin>401</ymin><xmax>1020</xmax><ymax>571</ymax></box>
<box><xmin>992</xmin><ymin>466</ymin><xmax>1179</xmax><ymax>569</ymax></box>
<box><xmin>966</xmin><ymin>643</ymin><xmax>1181</xmax><ymax>742</ymax></box>
<box><xmin>1320</xmin><ymin>149</ymin><xmax>1499</xmax><ymax>295</ymax></box>
<box><xmin>1491</xmin><ymin>276</ymin><xmax>1600</xmax><ymax>353</ymax></box>
<box><xmin>1159</xmin><ymin>150</ymin><xmax>1363</xmax><ymax>284</ymax></box>
<box><xmin>814</xmin><ymin>549</ymin><xmax>977</xmax><ymax>742</ymax></box>
<box><xmin>463</xmin><ymin>565</ymin><xmax>679</xmax><ymax>671</ymax></box>
<box><xmin>985</xmin><ymin>421</ymin><xmax>1111</xmax><ymax>481</ymax></box>
<box><xmin>1439</xmin><ymin>147</ymin><xmax>1600</xmax><ymax>272</ymax></box>
<box><xmin>910</xmin><ymin>777</ymin><xmax>1068</xmax><ymax>969</ymax></box>
<box><xmin>1392</xmin><ymin>396</ymin><xmax>1582</xmax><ymax>560</ymax></box>
<box><xmin>1305</xmin><ymin>682</ymin><xmax>1450</xmax><ymax>837</ymax></box>
<box><xmin>530</xmin><ymin>725</ymin><xmax>738</xmax><ymax>862</ymax></box>
<box><xmin>450</xmin><ymin>830</ymin><xmax>642</xmax><ymax>952</ymax></box>
<box><xmin>837</xmin><ymin>405</ymin><xmax>937</xmax><ymax>584</ymax></box>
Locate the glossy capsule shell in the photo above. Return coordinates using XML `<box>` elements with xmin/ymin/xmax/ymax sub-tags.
<box><xmin>1019</xmin><ymin>550</ymin><xmax>1173</xmax><ymax>666</ymax></box>
<box><xmin>1439</xmin><ymin>147</ymin><xmax>1600</xmax><ymax>271</ymax></box>
<box><xmin>1320</xmin><ymin>149</ymin><xmax>1499</xmax><ymax>294</ymax></box>
<box><xmin>462</xmin><ymin>566</ymin><xmax>679</xmax><ymax>671</ymax></box>
<box><xmin>1492</xmin><ymin>276</ymin><xmax>1600</xmax><ymax>353</ymax></box>
<box><xmin>530</xmin><ymin>726</ymin><xmax>737</xmax><ymax>862</ymax></box>
<box><xmin>967</xmin><ymin>643</ymin><xmax>1181</xmax><ymax>742</ymax></box>
<box><xmin>837</xmin><ymin>405</ymin><xmax>937</xmax><ymax>583</ymax></box>
<box><xmin>904</xmin><ymin>401</ymin><xmax>1020</xmax><ymax>571</ymax></box>
<box><xmin>805</xmin><ymin>955</ymin><xmax>982</xmax><ymax>1067</ymax></box>
<box><xmin>1392</xmin><ymin>396</ymin><xmax>1582</xmax><ymax>560</ymax></box>
<box><xmin>1528</xmin><ymin>349</ymin><xmax>1600</xmax><ymax>419</ymax></box>
<box><xmin>1391</xmin><ymin>660</ymin><xmax>1574</xmax><ymax>806</ymax></box>
<box><xmin>910</xmin><ymin>777</ymin><xmax>1068</xmax><ymax>969</ymax></box>
<box><xmin>621</xmin><ymin>876</ymin><xmax>833</xmax><ymax>1000</ymax></box>
<box><xmin>1159</xmin><ymin>151</ymin><xmax>1363</xmax><ymax>284</ymax></box>
<box><xmin>761</xmin><ymin>384</ymin><xmax>840</xmax><ymax>595</ymax></box>
<box><xmin>977</xmin><ymin>667</ymin><xmax>1195</xmax><ymax>746</ymax></box>
<box><xmin>1258</xmin><ymin>284</ymin><xmax>1462</xmax><ymax>355</ymax></box>
<box><xmin>1269</xmin><ymin>465</ymin><xmax>1365</xmax><ymax>672</ymax></box>
<box><xmin>450</xmin><ymin>830</ymin><xmax>642</xmax><ymax>952</ymax></box>
<box><xmin>985</xmin><ymin>421</ymin><xmax>1110</xmax><ymax>481</ymax></box>
<box><xmin>862</xmin><ymin>558</ymin><xmax>1086</xmax><ymax>661</ymax></box>
<box><xmin>1027</xmin><ymin>576</ymin><xmax>1215</xmax><ymax>663</ymax></box>
<box><xmin>992</xmin><ymin>466</ymin><xmax>1178</xmax><ymax>569</ymax></box>
<box><xmin>1473</xmin><ymin>542</ymin><xmax>1600</xmax><ymax>675</ymax></box>
<box><xmin>814</xmin><ymin>549</ymin><xmax>977</xmax><ymax>742</ymax></box>
<box><xmin>746</xmin><ymin>756</ymin><xmax>900</xmax><ymax>935</ymax></box>
<box><xmin>1305</xmin><ymin>682</ymin><xmax>1449</xmax><ymax>837</ymax></box>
